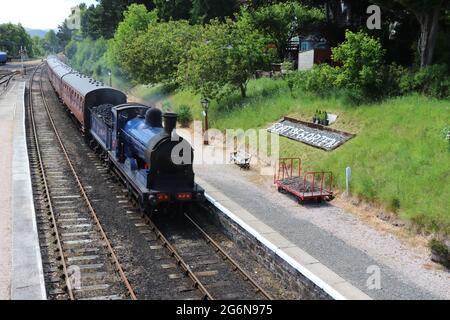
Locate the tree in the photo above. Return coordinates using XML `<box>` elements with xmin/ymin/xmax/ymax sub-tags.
<box><xmin>32</xmin><ymin>36</ymin><xmax>45</xmax><ymax>57</ymax></box>
<box><xmin>0</xmin><ymin>23</ymin><xmax>33</xmax><ymax>57</ymax></box>
<box><xmin>244</xmin><ymin>2</ymin><xmax>325</xmax><ymax>59</ymax></box>
<box><xmin>57</xmin><ymin>20</ymin><xmax>72</xmax><ymax>50</ymax></box>
<box><xmin>178</xmin><ymin>17</ymin><xmax>270</xmax><ymax>99</ymax></box>
<box><xmin>190</xmin><ymin>0</ymin><xmax>239</xmax><ymax>24</ymax></box>
<box><xmin>125</xmin><ymin>20</ymin><xmax>202</xmax><ymax>84</ymax></box>
<box><xmin>43</xmin><ymin>30</ymin><xmax>59</xmax><ymax>53</ymax></box>
<box><xmin>332</xmin><ymin>30</ymin><xmax>385</xmax><ymax>98</ymax></box>
<box><xmin>81</xmin><ymin>0</ymin><xmax>156</xmax><ymax>39</ymax></box>
<box><xmin>377</xmin><ymin>0</ymin><xmax>450</xmax><ymax>67</ymax></box>
<box><xmin>108</xmin><ymin>4</ymin><xmax>157</xmax><ymax>67</ymax></box>
<box><xmin>153</xmin><ymin>0</ymin><xmax>192</xmax><ymax>21</ymax></box>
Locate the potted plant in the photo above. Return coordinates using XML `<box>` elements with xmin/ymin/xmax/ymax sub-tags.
<box><xmin>324</xmin><ymin>111</ymin><xmax>329</xmax><ymax>126</ymax></box>
<box><xmin>313</xmin><ymin>110</ymin><xmax>319</xmax><ymax>124</ymax></box>
<box><xmin>177</xmin><ymin>105</ymin><xmax>193</xmax><ymax>128</ymax></box>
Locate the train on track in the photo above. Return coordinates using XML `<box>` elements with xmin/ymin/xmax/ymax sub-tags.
<box><xmin>46</xmin><ymin>56</ymin><xmax>204</xmax><ymax>215</ymax></box>
<box><xmin>0</xmin><ymin>52</ymin><xmax>7</xmax><ymax>65</ymax></box>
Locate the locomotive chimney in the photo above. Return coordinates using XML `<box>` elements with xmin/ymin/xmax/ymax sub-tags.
<box><xmin>163</xmin><ymin>113</ymin><xmax>177</xmax><ymax>135</ymax></box>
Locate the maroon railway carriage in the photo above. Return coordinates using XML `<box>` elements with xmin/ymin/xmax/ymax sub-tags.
<box><xmin>46</xmin><ymin>56</ymin><xmax>126</xmax><ymax>131</ymax></box>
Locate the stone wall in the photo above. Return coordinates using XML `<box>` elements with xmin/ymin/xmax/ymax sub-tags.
<box><xmin>200</xmin><ymin>201</ymin><xmax>332</xmax><ymax>300</ymax></box>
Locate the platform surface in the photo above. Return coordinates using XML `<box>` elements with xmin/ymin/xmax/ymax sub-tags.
<box><xmin>0</xmin><ymin>79</ymin><xmax>46</xmax><ymax>300</ymax></box>
<box><xmin>193</xmin><ymin>163</ymin><xmax>447</xmax><ymax>300</ymax></box>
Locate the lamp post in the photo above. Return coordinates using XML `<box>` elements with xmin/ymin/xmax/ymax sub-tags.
<box><xmin>201</xmin><ymin>98</ymin><xmax>209</xmax><ymax>145</ymax></box>
<box><xmin>108</xmin><ymin>71</ymin><xmax>112</xmax><ymax>87</ymax></box>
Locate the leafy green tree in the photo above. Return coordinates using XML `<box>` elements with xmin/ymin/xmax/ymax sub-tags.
<box><xmin>57</xmin><ymin>20</ymin><xmax>73</xmax><ymax>50</ymax></box>
<box><xmin>43</xmin><ymin>30</ymin><xmax>59</xmax><ymax>53</ymax></box>
<box><xmin>126</xmin><ymin>20</ymin><xmax>202</xmax><ymax>84</ymax></box>
<box><xmin>332</xmin><ymin>31</ymin><xmax>385</xmax><ymax>98</ymax></box>
<box><xmin>0</xmin><ymin>23</ymin><xmax>33</xmax><ymax>57</ymax></box>
<box><xmin>178</xmin><ymin>17</ymin><xmax>270</xmax><ymax>99</ymax></box>
<box><xmin>376</xmin><ymin>0</ymin><xmax>450</xmax><ymax>67</ymax></box>
<box><xmin>190</xmin><ymin>0</ymin><xmax>239</xmax><ymax>24</ymax></box>
<box><xmin>65</xmin><ymin>37</ymin><xmax>109</xmax><ymax>76</ymax></box>
<box><xmin>32</xmin><ymin>36</ymin><xmax>45</xmax><ymax>57</ymax></box>
<box><xmin>244</xmin><ymin>2</ymin><xmax>325</xmax><ymax>59</ymax></box>
<box><xmin>81</xmin><ymin>4</ymin><xmax>102</xmax><ymax>39</ymax></box>
<box><xmin>108</xmin><ymin>4</ymin><xmax>157</xmax><ymax>67</ymax></box>
<box><xmin>153</xmin><ymin>0</ymin><xmax>192</xmax><ymax>21</ymax></box>
<box><xmin>81</xmin><ymin>0</ymin><xmax>156</xmax><ymax>39</ymax></box>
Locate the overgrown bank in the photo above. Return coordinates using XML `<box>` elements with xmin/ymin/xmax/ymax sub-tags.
<box><xmin>132</xmin><ymin>78</ymin><xmax>450</xmax><ymax>236</ymax></box>
<box><xmin>61</xmin><ymin>3</ymin><xmax>450</xmax><ymax>237</ymax></box>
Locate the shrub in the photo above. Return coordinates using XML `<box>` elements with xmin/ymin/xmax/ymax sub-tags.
<box><xmin>304</xmin><ymin>64</ymin><xmax>339</xmax><ymax>96</ymax></box>
<box><xmin>281</xmin><ymin>60</ymin><xmax>295</xmax><ymax>74</ymax></box>
<box><xmin>382</xmin><ymin>63</ymin><xmax>409</xmax><ymax>98</ymax></box>
<box><xmin>290</xmin><ymin>64</ymin><xmax>338</xmax><ymax>96</ymax></box>
<box><xmin>429</xmin><ymin>239</ymin><xmax>450</xmax><ymax>268</ymax></box>
<box><xmin>403</xmin><ymin>64</ymin><xmax>450</xmax><ymax>99</ymax></box>
<box><xmin>288</xmin><ymin>31</ymin><xmax>385</xmax><ymax>104</ymax></box>
<box><xmin>332</xmin><ymin>31</ymin><xmax>385</xmax><ymax>99</ymax></box>
<box><xmin>177</xmin><ymin>105</ymin><xmax>193</xmax><ymax>128</ymax></box>
<box><xmin>338</xmin><ymin>88</ymin><xmax>368</xmax><ymax>106</ymax></box>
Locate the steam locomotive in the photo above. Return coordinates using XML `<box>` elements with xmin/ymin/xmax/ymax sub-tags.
<box><xmin>46</xmin><ymin>56</ymin><xmax>204</xmax><ymax>215</ymax></box>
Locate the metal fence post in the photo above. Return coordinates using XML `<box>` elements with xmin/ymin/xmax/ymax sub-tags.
<box><xmin>346</xmin><ymin>167</ymin><xmax>352</xmax><ymax>196</ymax></box>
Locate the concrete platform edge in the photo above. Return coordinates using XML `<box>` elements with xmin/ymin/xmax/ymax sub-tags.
<box><xmin>10</xmin><ymin>81</ymin><xmax>47</xmax><ymax>300</ymax></box>
<box><xmin>198</xmin><ymin>177</ymin><xmax>371</xmax><ymax>300</ymax></box>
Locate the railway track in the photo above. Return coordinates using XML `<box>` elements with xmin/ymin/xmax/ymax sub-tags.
<box><xmin>27</xmin><ymin>65</ymin><xmax>136</xmax><ymax>300</ymax></box>
<box><xmin>148</xmin><ymin>211</ymin><xmax>272</xmax><ymax>300</ymax></box>
<box><xmin>29</xmin><ymin>64</ymin><xmax>276</xmax><ymax>300</ymax></box>
<box><xmin>0</xmin><ymin>71</ymin><xmax>18</xmax><ymax>95</ymax></box>
<box><xmin>104</xmin><ymin>153</ymin><xmax>272</xmax><ymax>299</ymax></box>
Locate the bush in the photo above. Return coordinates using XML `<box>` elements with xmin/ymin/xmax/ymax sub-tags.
<box><xmin>399</xmin><ymin>64</ymin><xmax>450</xmax><ymax>99</ymax></box>
<box><xmin>382</xmin><ymin>63</ymin><xmax>409</xmax><ymax>98</ymax></box>
<box><xmin>288</xmin><ymin>64</ymin><xmax>338</xmax><ymax>96</ymax></box>
<box><xmin>177</xmin><ymin>105</ymin><xmax>193</xmax><ymax>127</ymax></box>
<box><xmin>429</xmin><ymin>239</ymin><xmax>450</xmax><ymax>268</ymax></box>
<box><xmin>338</xmin><ymin>88</ymin><xmax>368</xmax><ymax>106</ymax></box>
<box><xmin>303</xmin><ymin>64</ymin><xmax>339</xmax><ymax>96</ymax></box>
<box><xmin>332</xmin><ymin>31</ymin><xmax>385</xmax><ymax>99</ymax></box>
<box><xmin>288</xmin><ymin>31</ymin><xmax>385</xmax><ymax>104</ymax></box>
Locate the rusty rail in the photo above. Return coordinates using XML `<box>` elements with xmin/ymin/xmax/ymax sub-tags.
<box><xmin>32</xmin><ymin>65</ymin><xmax>136</xmax><ymax>300</ymax></box>
<box><xmin>29</xmin><ymin>64</ymin><xmax>75</xmax><ymax>299</ymax></box>
<box><xmin>184</xmin><ymin>213</ymin><xmax>272</xmax><ymax>300</ymax></box>
<box><xmin>142</xmin><ymin>215</ymin><xmax>214</xmax><ymax>300</ymax></box>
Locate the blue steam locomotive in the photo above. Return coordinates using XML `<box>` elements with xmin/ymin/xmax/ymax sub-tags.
<box><xmin>47</xmin><ymin>56</ymin><xmax>204</xmax><ymax>215</ymax></box>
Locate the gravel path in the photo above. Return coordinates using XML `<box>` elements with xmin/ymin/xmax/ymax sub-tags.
<box><xmin>193</xmin><ymin>162</ymin><xmax>449</xmax><ymax>300</ymax></box>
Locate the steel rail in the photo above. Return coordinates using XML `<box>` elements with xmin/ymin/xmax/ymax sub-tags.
<box><xmin>37</xmin><ymin>66</ymin><xmax>137</xmax><ymax>300</ymax></box>
<box><xmin>184</xmin><ymin>213</ymin><xmax>273</xmax><ymax>300</ymax></box>
<box><xmin>142</xmin><ymin>215</ymin><xmax>214</xmax><ymax>300</ymax></box>
<box><xmin>29</xmin><ymin>64</ymin><xmax>75</xmax><ymax>300</ymax></box>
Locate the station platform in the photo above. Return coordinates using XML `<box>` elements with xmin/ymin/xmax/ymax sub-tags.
<box><xmin>195</xmin><ymin>161</ymin><xmax>450</xmax><ymax>300</ymax></box>
<box><xmin>194</xmin><ymin>166</ymin><xmax>446</xmax><ymax>300</ymax></box>
<box><xmin>0</xmin><ymin>80</ymin><xmax>46</xmax><ymax>300</ymax></box>
<box><xmin>176</xmin><ymin>126</ymin><xmax>448</xmax><ymax>300</ymax></box>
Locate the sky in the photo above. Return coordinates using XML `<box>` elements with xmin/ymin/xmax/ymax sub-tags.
<box><xmin>0</xmin><ymin>0</ymin><xmax>97</xmax><ymax>30</ymax></box>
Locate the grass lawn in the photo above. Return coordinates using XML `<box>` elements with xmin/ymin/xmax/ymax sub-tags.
<box><xmin>133</xmin><ymin>78</ymin><xmax>450</xmax><ymax>235</ymax></box>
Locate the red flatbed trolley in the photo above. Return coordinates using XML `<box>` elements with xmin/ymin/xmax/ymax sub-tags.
<box><xmin>274</xmin><ymin>158</ymin><xmax>334</xmax><ymax>203</ymax></box>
